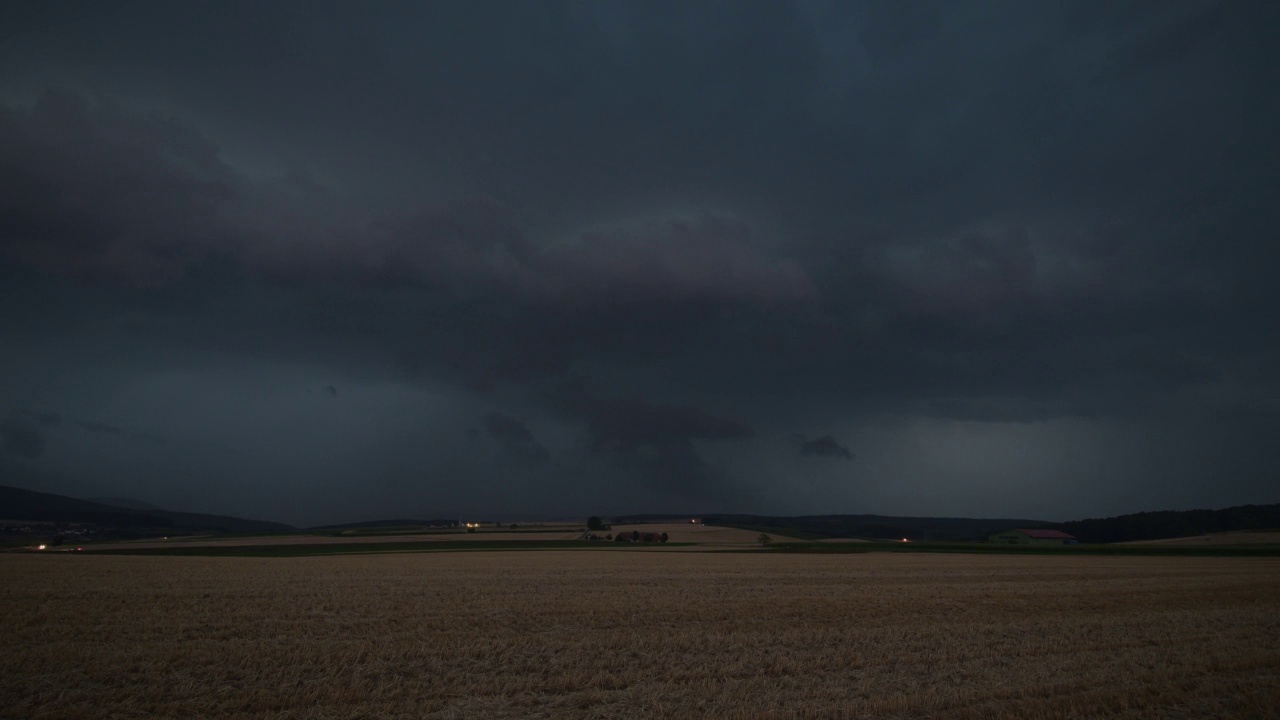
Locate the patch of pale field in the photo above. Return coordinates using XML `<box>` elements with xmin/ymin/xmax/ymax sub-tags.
<box><xmin>2</xmin><ymin>553</ymin><xmax>1278</xmax><ymax>720</ymax></box>
<box><xmin>1120</xmin><ymin>531</ymin><xmax>1280</xmax><ymax>546</ymax></box>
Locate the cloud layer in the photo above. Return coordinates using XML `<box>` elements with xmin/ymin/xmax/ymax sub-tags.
<box><xmin>1</xmin><ymin>0</ymin><xmax>1277</xmax><ymax>524</ymax></box>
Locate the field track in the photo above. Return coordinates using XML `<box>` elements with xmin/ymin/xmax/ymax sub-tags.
<box><xmin>3</xmin><ymin>552</ymin><xmax>1278</xmax><ymax>719</ymax></box>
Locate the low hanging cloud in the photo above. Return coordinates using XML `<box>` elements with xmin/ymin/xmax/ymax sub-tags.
<box><xmin>799</xmin><ymin>435</ymin><xmax>854</xmax><ymax>461</ymax></box>
<box><xmin>572</xmin><ymin>397</ymin><xmax>755</xmax><ymax>494</ymax></box>
<box><xmin>19</xmin><ymin>409</ymin><xmax>62</xmax><ymax>427</ymax></box>
<box><xmin>583</xmin><ymin>398</ymin><xmax>755</xmax><ymax>454</ymax></box>
<box><xmin>1</xmin><ymin>419</ymin><xmax>46</xmax><ymax>459</ymax></box>
<box><xmin>77</xmin><ymin>420</ymin><xmax>125</xmax><ymax>435</ymax></box>
<box><xmin>482</xmin><ymin>412</ymin><xmax>550</xmax><ymax>464</ymax></box>
<box><xmin>885</xmin><ymin>226</ymin><xmax>1039</xmax><ymax>318</ymax></box>
<box><xmin>530</xmin><ymin>216</ymin><xmax>817</xmax><ymax>307</ymax></box>
<box><xmin>72</xmin><ymin>417</ymin><xmax>168</xmax><ymax>445</ymax></box>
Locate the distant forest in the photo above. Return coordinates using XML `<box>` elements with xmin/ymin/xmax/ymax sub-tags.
<box><xmin>680</xmin><ymin>514</ymin><xmax>1056</xmax><ymax>542</ymax></box>
<box><xmin>1059</xmin><ymin>504</ymin><xmax>1280</xmax><ymax>543</ymax></box>
<box><xmin>689</xmin><ymin>503</ymin><xmax>1280</xmax><ymax>543</ymax></box>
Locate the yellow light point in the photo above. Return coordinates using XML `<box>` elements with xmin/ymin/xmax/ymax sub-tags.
<box><xmin>37</xmin><ymin>544</ymin><xmax>47</xmax><ymax>550</ymax></box>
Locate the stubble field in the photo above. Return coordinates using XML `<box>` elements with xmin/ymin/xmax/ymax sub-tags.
<box><xmin>2</xmin><ymin>552</ymin><xmax>1278</xmax><ymax>719</ymax></box>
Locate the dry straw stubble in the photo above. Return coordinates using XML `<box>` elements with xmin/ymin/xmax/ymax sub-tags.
<box><xmin>2</xmin><ymin>551</ymin><xmax>1278</xmax><ymax>719</ymax></box>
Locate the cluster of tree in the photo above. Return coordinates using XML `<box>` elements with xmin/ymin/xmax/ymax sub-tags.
<box><xmin>612</xmin><ymin>530</ymin><xmax>668</xmax><ymax>543</ymax></box>
<box><xmin>1059</xmin><ymin>503</ymin><xmax>1280</xmax><ymax>543</ymax></box>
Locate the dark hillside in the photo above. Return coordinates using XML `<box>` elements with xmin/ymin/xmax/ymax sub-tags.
<box><xmin>87</xmin><ymin>496</ymin><xmax>160</xmax><ymax>511</ymax></box>
<box><xmin>0</xmin><ymin>485</ymin><xmax>173</xmax><ymax>527</ymax></box>
<box><xmin>0</xmin><ymin>485</ymin><xmax>292</xmax><ymax>534</ymax></box>
<box><xmin>699</xmin><ymin>514</ymin><xmax>1057</xmax><ymax>541</ymax></box>
<box><xmin>1060</xmin><ymin>504</ymin><xmax>1280</xmax><ymax>543</ymax></box>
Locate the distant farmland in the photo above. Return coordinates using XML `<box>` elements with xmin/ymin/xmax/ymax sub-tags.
<box><xmin>75</xmin><ymin>522</ymin><xmax>805</xmax><ymax>554</ymax></box>
<box><xmin>3</xmin><ymin>553</ymin><xmax>1278</xmax><ymax>719</ymax></box>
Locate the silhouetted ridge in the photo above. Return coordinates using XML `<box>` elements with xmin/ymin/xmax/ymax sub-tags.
<box><xmin>1060</xmin><ymin>504</ymin><xmax>1280</xmax><ymax>543</ymax></box>
<box><xmin>0</xmin><ymin>485</ymin><xmax>292</xmax><ymax>533</ymax></box>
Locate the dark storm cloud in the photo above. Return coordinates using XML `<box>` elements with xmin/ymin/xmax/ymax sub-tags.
<box><xmin>568</xmin><ymin>397</ymin><xmax>754</xmax><ymax>495</ymax></box>
<box><xmin>72</xmin><ymin>417</ymin><xmax>168</xmax><ymax>445</ymax></box>
<box><xmin>76</xmin><ymin>421</ymin><xmax>123</xmax><ymax>436</ymax></box>
<box><xmin>9</xmin><ymin>406</ymin><xmax>168</xmax><ymax>446</ymax></box>
<box><xmin>18</xmin><ymin>409</ymin><xmax>61</xmax><ymax>426</ymax></box>
<box><xmin>1</xmin><ymin>419</ymin><xmax>44</xmax><ymax>459</ymax></box>
<box><xmin>799</xmin><ymin>435</ymin><xmax>852</xmax><ymax>461</ymax></box>
<box><xmin>482</xmin><ymin>412</ymin><xmax>536</xmax><ymax>445</ymax></box>
<box><xmin>0</xmin><ymin>91</ymin><xmax>240</xmax><ymax>283</ymax></box>
<box><xmin>928</xmin><ymin>400</ymin><xmax>1093</xmax><ymax>426</ymax></box>
<box><xmin>482</xmin><ymin>411</ymin><xmax>550</xmax><ymax>465</ymax></box>
<box><xmin>1</xmin><ymin>0</ymin><xmax>1277</xmax><ymax>522</ymax></box>
<box><xmin>581</xmin><ymin>399</ymin><xmax>754</xmax><ymax>454</ymax></box>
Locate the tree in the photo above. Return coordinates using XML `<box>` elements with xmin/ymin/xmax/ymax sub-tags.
<box><xmin>587</xmin><ymin>516</ymin><xmax>604</xmax><ymax>531</ymax></box>
<box><xmin>757</xmin><ymin>533</ymin><xmax>772</xmax><ymax>546</ymax></box>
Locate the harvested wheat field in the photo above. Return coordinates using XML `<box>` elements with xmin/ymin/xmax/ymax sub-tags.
<box><xmin>3</xmin><ymin>553</ymin><xmax>1278</xmax><ymax>720</ymax></box>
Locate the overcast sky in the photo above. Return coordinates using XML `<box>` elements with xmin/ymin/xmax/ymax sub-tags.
<box><xmin>2</xmin><ymin>0</ymin><xmax>1277</xmax><ymax>526</ymax></box>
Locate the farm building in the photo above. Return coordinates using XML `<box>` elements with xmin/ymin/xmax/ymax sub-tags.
<box><xmin>988</xmin><ymin>528</ymin><xmax>1077</xmax><ymax>545</ymax></box>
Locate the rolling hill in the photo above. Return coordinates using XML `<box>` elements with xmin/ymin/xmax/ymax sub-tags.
<box><xmin>0</xmin><ymin>485</ymin><xmax>293</xmax><ymax>534</ymax></box>
<box><xmin>1060</xmin><ymin>503</ymin><xmax>1280</xmax><ymax>543</ymax></box>
<box><xmin>693</xmin><ymin>513</ymin><xmax>1058</xmax><ymax>542</ymax></box>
